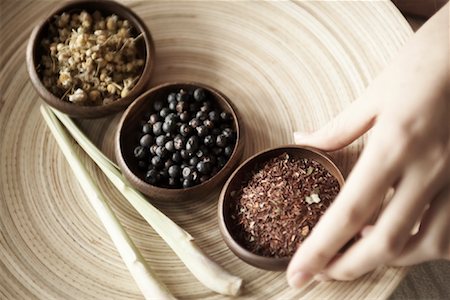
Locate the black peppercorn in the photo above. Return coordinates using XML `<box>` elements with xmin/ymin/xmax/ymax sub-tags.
<box><xmin>208</xmin><ymin>110</ymin><xmax>220</xmax><ymax>122</ymax></box>
<box><xmin>196</xmin><ymin>161</ymin><xmax>212</xmax><ymax>174</ymax></box>
<box><xmin>164</xmin><ymin>159</ymin><xmax>174</xmax><ymax>169</ymax></box>
<box><xmin>173</xmin><ymin>135</ymin><xmax>185</xmax><ymax>150</ymax></box>
<box><xmin>160</xmin><ymin>107</ymin><xmax>171</xmax><ymax>118</ymax></box>
<box><xmin>180</xmin><ymin>124</ymin><xmax>192</xmax><ymax>137</ymax></box>
<box><xmin>165</xmin><ymin>113</ymin><xmax>178</xmax><ymax>123</ymax></box>
<box><xmin>196</xmin><ymin>149</ymin><xmax>205</xmax><ymax>158</ymax></box>
<box><xmin>222</xmin><ymin>127</ymin><xmax>233</xmax><ymax>138</ymax></box>
<box><xmin>153</xmin><ymin>121</ymin><xmax>163</xmax><ymax>136</ymax></box>
<box><xmin>149</xmin><ymin>144</ymin><xmax>158</xmax><ymax>156</ymax></box>
<box><xmin>151</xmin><ymin>156</ymin><xmax>163</xmax><ymax>168</ymax></box>
<box><xmin>203</xmin><ymin>119</ymin><xmax>214</xmax><ymax>129</ymax></box>
<box><xmin>156</xmin><ymin>135</ymin><xmax>167</xmax><ymax>146</ymax></box>
<box><xmin>216</xmin><ymin>134</ymin><xmax>228</xmax><ymax>147</ymax></box>
<box><xmin>189</xmin><ymin>156</ymin><xmax>199</xmax><ymax>166</ymax></box>
<box><xmin>182</xmin><ymin>178</ymin><xmax>193</xmax><ymax>188</ymax></box>
<box><xmin>162</xmin><ymin>120</ymin><xmax>177</xmax><ymax>133</ymax></box>
<box><xmin>176</xmin><ymin>101</ymin><xmax>188</xmax><ymax>113</ymax></box>
<box><xmin>165</xmin><ymin>140</ymin><xmax>175</xmax><ymax>152</ymax></box>
<box><xmin>177</xmin><ymin>89</ymin><xmax>189</xmax><ymax>102</ymax></box>
<box><xmin>155</xmin><ymin>146</ymin><xmax>169</xmax><ymax>158</ymax></box>
<box><xmin>140</xmin><ymin>134</ymin><xmax>153</xmax><ymax>147</ymax></box>
<box><xmin>191</xmin><ymin>170</ymin><xmax>199</xmax><ymax>182</ymax></box>
<box><xmin>204</xmin><ymin>135</ymin><xmax>214</xmax><ymax>147</ymax></box>
<box><xmin>145</xmin><ymin>169</ymin><xmax>160</xmax><ymax>184</ymax></box>
<box><xmin>134</xmin><ymin>146</ymin><xmax>147</xmax><ymax>159</ymax></box>
<box><xmin>172</xmin><ymin>151</ymin><xmax>182</xmax><ymax>163</ymax></box>
<box><xmin>201</xmin><ymin>101</ymin><xmax>213</xmax><ymax>112</ymax></box>
<box><xmin>167</xmin><ymin>92</ymin><xmax>176</xmax><ymax>103</ymax></box>
<box><xmin>196</xmin><ymin>111</ymin><xmax>208</xmax><ymax>121</ymax></box>
<box><xmin>220</xmin><ymin>111</ymin><xmax>231</xmax><ymax>121</ymax></box>
<box><xmin>196</xmin><ymin>125</ymin><xmax>208</xmax><ymax>137</ymax></box>
<box><xmin>149</xmin><ymin>113</ymin><xmax>160</xmax><ymax>125</ymax></box>
<box><xmin>142</xmin><ymin>123</ymin><xmax>152</xmax><ymax>134</ymax></box>
<box><xmin>193</xmin><ymin>88</ymin><xmax>206</xmax><ymax>102</ymax></box>
<box><xmin>168</xmin><ymin>165</ymin><xmax>181</xmax><ymax>178</ymax></box>
<box><xmin>180</xmin><ymin>149</ymin><xmax>192</xmax><ymax>160</ymax></box>
<box><xmin>189</xmin><ymin>118</ymin><xmax>201</xmax><ymax>128</ymax></box>
<box><xmin>186</xmin><ymin>136</ymin><xmax>199</xmax><ymax>152</ymax></box>
<box><xmin>182</xmin><ymin>166</ymin><xmax>193</xmax><ymax>179</ymax></box>
<box><xmin>168</xmin><ymin>101</ymin><xmax>177</xmax><ymax>111</ymax></box>
<box><xmin>179</xmin><ymin>111</ymin><xmax>190</xmax><ymax>122</ymax></box>
<box><xmin>224</xmin><ymin>146</ymin><xmax>233</xmax><ymax>157</ymax></box>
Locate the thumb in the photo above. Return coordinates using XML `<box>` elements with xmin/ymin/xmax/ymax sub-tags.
<box><xmin>294</xmin><ymin>99</ymin><xmax>377</xmax><ymax>151</ymax></box>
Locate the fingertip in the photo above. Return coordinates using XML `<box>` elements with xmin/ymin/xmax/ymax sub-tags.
<box><xmin>287</xmin><ymin>271</ymin><xmax>313</xmax><ymax>288</ymax></box>
<box><xmin>294</xmin><ymin>99</ymin><xmax>377</xmax><ymax>151</ymax></box>
<box><xmin>293</xmin><ymin>131</ymin><xmax>311</xmax><ymax>144</ymax></box>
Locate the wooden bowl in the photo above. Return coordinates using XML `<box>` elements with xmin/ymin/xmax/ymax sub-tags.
<box><xmin>26</xmin><ymin>0</ymin><xmax>155</xmax><ymax>118</ymax></box>
<box><xmin>115</xmin><ymin>82</ymin><xmax>244</xmax><ymax>201</ymax></box>
<box><xmin>218</xmin><ymin>145</ymin><xmax>345</xmax><ymax>271</ymax></box>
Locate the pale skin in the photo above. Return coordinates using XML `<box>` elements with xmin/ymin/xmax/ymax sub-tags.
<box><xmin>287</xmin><ymin>3</ymin><xmax>449</xmax><ymax>287</ymax></box>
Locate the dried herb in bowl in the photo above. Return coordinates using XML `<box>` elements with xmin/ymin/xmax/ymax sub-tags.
<box><xmin>229</xmin><ymin>153</ymin><xmax>340</xmax><ymax>258</ymax></box>
<box><xmin>38</xmin><ymin>10</ymin><xmax>144</xmax><ymax>105</ymax></box>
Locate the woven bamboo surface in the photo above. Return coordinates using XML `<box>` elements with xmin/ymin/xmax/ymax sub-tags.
<box><xmin>0</xmin><ymin>1</ymin><xmax>413</xmax><ymax>299</ymax></box>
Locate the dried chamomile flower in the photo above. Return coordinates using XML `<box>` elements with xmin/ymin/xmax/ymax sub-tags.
<box><xmin>69</xmin><ymin>88</ymin><xmax>87</xmax><ymax>104</ymax></box>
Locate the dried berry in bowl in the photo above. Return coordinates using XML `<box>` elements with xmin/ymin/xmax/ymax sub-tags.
<box><xmin>27</xmin><ymin>0</ymin><xmax>154</xmax><ymax>118</ymax></box>
<box><xmin>116</xmin><ymin>82</ymin><xmax>244</xmax><ymax>201</ymax></box>
<box><xmin>218</xmin><ymin>146</ymin><xmax>344</xmax><ymax>271</ymax></box>
<box><xmin>133</xmin><ymin>87</ymin><xmax>236</xmax><ymax>189</ymax></box>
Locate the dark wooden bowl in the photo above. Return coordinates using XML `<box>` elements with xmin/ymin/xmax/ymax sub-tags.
<box><xmin>116</xmin><ymin>82</ymin><xmax>244</xmax><ymax>201</ymax></box>
<box><xmin>218</xmin><ymin>145</ymin><xmax>345</xmax><ymax>271</ymax></box>
<box><xmin>26</xmin><ymin>0</ymin><xmax>154</xmax><ymax>118</ymax></box>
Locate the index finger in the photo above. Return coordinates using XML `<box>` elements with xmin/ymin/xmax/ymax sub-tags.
<box><xmin>286</xmin><ymin>126</ymin><xmax>402</xmax><ymax>288</ymax></box>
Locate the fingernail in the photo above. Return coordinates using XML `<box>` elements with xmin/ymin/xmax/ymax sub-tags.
<box><xmin>293</xmin><ymin>132</ymin><xmax>310</xmax><ymax>143</ymax></box>
<box><xmin>288</xmin><ymin>271</ymin><xmax>313</xmax><ymax>288</ymax></box>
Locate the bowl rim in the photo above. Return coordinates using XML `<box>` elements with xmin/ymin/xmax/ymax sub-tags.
<box><xmin>26</xmin><ymin>0</ymin><xmax>155</xmax><ymax>118</ymax></box>
<box><xmin>115</xmin><ymin>81</ymin><xmax>244</xmax><ymax>196</ymax></box>
<box><xmin>218</xmin><ymin>144</ymin><xmax>345</xmax><ymax>270</ymax></box>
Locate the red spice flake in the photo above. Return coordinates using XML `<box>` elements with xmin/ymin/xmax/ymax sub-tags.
<box><xmin>228</xmin><ymin>153</ymin><xmax>340</xmax><ymax>258</ymax></box>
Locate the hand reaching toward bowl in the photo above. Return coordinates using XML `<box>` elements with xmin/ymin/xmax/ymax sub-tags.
<box><xmin>288</xmin><ymin>3</ymin><xmax>449</xmax><ymax>287</ymax></box>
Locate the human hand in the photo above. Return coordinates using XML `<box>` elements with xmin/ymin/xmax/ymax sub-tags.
<box><xmin>287</xmin><ymin>3</ymin><xmax>449</xmax><ymax>288</ymax></box>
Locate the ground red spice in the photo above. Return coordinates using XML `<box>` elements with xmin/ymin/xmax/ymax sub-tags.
<box><xmin>229</xmin><ymin>153</ymin><xmax>340</xmax><ymax>258</ymax></box>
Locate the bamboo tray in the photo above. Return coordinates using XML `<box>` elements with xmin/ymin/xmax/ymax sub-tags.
<box><xmin>0</xmin><ymin>1</ymin><xmax>413</xmax><ymax>299</ymax></box>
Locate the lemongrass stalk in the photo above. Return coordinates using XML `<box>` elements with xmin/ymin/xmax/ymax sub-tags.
<box><xmin>40</xmin><ymin>106</ymin><xmax>176</xmax><ymax>300</ymax></box>
<box><xmin>49</xmin><ymin>107</ymin><xmax>243</xmax><ymax>296</ymax></box>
